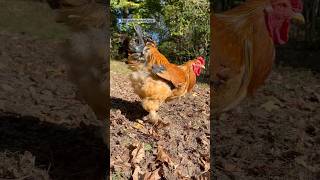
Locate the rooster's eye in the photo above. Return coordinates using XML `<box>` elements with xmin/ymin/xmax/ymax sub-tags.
<box><xmin>279</xmin><ymin>3</ymin><xmax>287</xmax><ymax>8</ymax></box>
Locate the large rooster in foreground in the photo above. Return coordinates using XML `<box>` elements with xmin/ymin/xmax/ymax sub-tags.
<box><xmin>211</xmin><ymin>0</ymin><xmax>305</xmax><ymax>113</ymax></box>
<box><xmin>47</xmin><ymin>0</ymin><xmax>108</xmax><ymax>120</ymax></box>
<box><xmin>128</xmin><ymin>41</ymin><xmax>205</xmax><ymax>122</ymax></box>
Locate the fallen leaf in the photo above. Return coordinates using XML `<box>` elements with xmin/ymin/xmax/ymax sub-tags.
<box><xmin>143</xmin><ymin>168</ymin><xmax>161</xmax><ymax>180</ymax></box>
<box><xmin>223</xmin><ymin>163</ymin><xmax>241</xmax><ymax>172</ymax></box>
<box><xmin>155</xmin><ymin>118</ymin><xmax>170</xmax><ymax>128</ymax></box>
<box><xmin>137</xmin><ymin>119</ymin><xmax>144</xmax><ymax>124</ymax></box>
<box><xmin>148</xmin><ymin>128</ymin><xmax>160</xmax><ymax>140</ymax></box>
<box><xmin>133</xmin><ymin>122</ymin><xmax>144</xmax><ymax>130</ymax></box>
<box><xmin>111</xmin><ymin>156</ymin><xmax>131</xmax><ymax>171</ymax></box>
<box><xmin>157</xmin><ymin>146</ymin><xmax>175</xmax><ymax>167</ymax></box>
<box><xmin>132</xmin><ymin>165</ymin><xmax>143</xmax><ymax>180</ymax></box>
<box><xmin>131</xmin><ymin>142</ymin><xmax>145</xmax><ymax>164</ymax></box>
<box><xmin>176</xmin><ymin>170</ymin><xmax>190</xmax><ymax>180</ymax></box>
<box><xmin>295</xmin><ymin>156</ymin><xmax>320</xmax><ymax>173</ymax></box>
<box><xmin>200</xmin><ymin>158</ymin><xmax>210</xmax><ymax>172</ymax></box>
<box><xmin>261</xmin><ymin>100</ymin><xmax>280</xmax><ymax>112</ymax></box>
<box><xmin>197</xmin><ymin>171</ymin><xmax>210</xmax><ymax>180</ymax></box>
<box><xmin>197</xmin><ymin>134</ymin><xmax>209</xmax><ymax>146</ymax></box>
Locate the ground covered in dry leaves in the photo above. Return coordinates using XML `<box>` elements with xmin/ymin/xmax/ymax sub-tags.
<box><xmin>110</xmin><ymin>70</ymin><xmax>210</xmax><ymax>179</ymax></box>
<box><xmin>214</xmin><ymin>67</ymin><xmax>320</xmax><ymax>180</ymax></box>
<box><xmin>0</xmin><ymin>31</ymin><xmax>106</xmax><ymax>180</ymax></box>
<box><xmin>1</xmin><ymin>14</ymin><xmax>319</xmax><ymax>180</ymax></box>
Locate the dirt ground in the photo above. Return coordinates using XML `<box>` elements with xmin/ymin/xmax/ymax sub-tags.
<box><xmin>214</xmin><ymin>67</ymin><xmax>320</xmax><ymax>180</ymax></box>
<box><xmin>110</xmin><ymin>69</ymin><xmax>211</xmax><ymax>179</ymax></box>
<box><xmin>0</xmin><ymin>31</ymin><xmax>107</xmax><ymax>180</ymax></box>
<box><xmin>1</xmin><ymin>31</ymin><xmax>319</xmax><ymax>180</ymax></box>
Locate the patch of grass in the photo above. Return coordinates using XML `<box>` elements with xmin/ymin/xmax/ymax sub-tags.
<box><xmin>111</xmin><ymin>171</ymin><xmax>125</xmax><ymax>180</ymax></box>
<box><xmin>0</xmin><ymin>0</ymin><xmax>69</xmax><ymax>39</ymax></box>
<box><xmin>197</xmin><ymin>82</ymin><xmax>209</xmax><ymax>89</ymax></box>
<box><xmin>110</xmin><ymin>59</ymin><xmax>132</xmax><ymax>75</ymax></box>
<box><xmin>144</xmin><ymin>143</ymin><xmax>153</xmax><ymax>152</ymax></box>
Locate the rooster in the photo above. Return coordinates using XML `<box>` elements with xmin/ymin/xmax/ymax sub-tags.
<box><xmin>47</xmin><ymin>0</ymin><xmax>106</xmax><ymax>31</ymax></box>
<box><xmin>211</xmin><ymin>0</ymin><xmax>305</xmax><ymax>113</ymax></box>
<box><xmin>128</xmin><ymin>40</ymin><xmax>205</xmax><ymax>122</ymax></box>
<box><xmin>47</xmin><ymin>0</ymin><xmax>108</xmax><ymax>120</ymax></box>
<box><xmin>46</xmin><ymin>0</ymin><xmax>109</xmax><ymax>148</ymax></box>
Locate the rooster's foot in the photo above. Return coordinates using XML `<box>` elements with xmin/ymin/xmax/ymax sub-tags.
<box><xmin>142</xmin><ymin>111</ymin><xmax>161</xmax><ymax>124</ymax></box>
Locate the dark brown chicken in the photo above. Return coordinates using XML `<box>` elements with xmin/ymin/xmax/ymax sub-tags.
<box><xmin>211</xmin><ymin>0</ymin><xmax>305</xmax><ymax>113</ymax></box>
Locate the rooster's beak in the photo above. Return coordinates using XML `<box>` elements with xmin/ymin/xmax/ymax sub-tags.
<box><xmin>291</xmin><ymin>12</ymin><xmax>305</xmax><ymax>25</ymax></box>
<box><xmin>201</xmin><ymin>65</ymin><xmax>206</xmax><ymax>69</ymax></box>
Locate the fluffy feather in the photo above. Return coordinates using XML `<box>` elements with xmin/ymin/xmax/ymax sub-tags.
<box><xmin>128</xmin><ymin>49</ymin><xmax>205</xmax><ymax>121</ymax></box>
<box><xmin>47</xmin><ymin>0</ymin><xmax>108</xmax><ymax>120</ymax></box>
<box><xmin>211</xmin><ymin>0</ymin><xmax>304</xmax><ymax>113</ymax></box>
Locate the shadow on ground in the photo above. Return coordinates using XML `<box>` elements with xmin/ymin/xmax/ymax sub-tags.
<box><xmin>0</xmin><ymin>112</ymin><xmax>108</xmax><ymax>180</ymax></box>
<box><xmin>110</xmin><ymin>97</ymin><xmax>148</xmax><ymax>121</ymax></box>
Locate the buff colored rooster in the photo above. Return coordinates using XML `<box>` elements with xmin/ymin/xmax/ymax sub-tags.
<box><xmin>128</xmin><ymin>41</ymin><xmax>205</xmax><ymax>121</ymax></box>
<box><xmin>211</xmin><ymin>0</ymin><xmax>305</xmax><ymax>113</ymax></box>
<box><xmin>47</xmin><ymin>0</ymin><xmax>108</xmax><ymax>148</ymax></box>
<box><xmin>47</xmin><ymin>0</ymin><xmax>108</xmax><ymax>120</ymax></box>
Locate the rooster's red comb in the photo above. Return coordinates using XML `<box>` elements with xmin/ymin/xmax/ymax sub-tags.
<box><xmin>197</xmin><ymin>56</ymin><xmax>205</xmax><ymax>65</ymax></box>
<box><xmin>291</xmin><ymin>0</ymin><xmax>303</xmax><ymax>12</ymax></box>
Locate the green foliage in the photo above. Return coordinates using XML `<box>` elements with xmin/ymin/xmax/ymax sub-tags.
<box><xmin>160</xmin><ymin>0</ymin><xmax>210</xmax><ymax>62</ymax></box>
<box><xmin>144</xmin><ymin>143</ymin><xmax>153</xmax><ymax>152</ymax></box>
<box><xmin>111</xmin><ymin>0</ymin><xmax>210</xmax><ymax>76</ymax></box>
<box><xmin>111</xmin><ymin>0</ymin><xmax>141</xmax><ymax>10</ymax></box>
<box><xmin>158</xmin><ymin>41</ymin><xmax>178</xmax><ymax>58</ymax></box>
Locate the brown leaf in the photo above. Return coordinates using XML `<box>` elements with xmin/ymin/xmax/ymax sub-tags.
<box><xmin>197</xmin><ymin>134</ymin><xmax>209</xmax><ymax>146</ymax></box>
<box><xmin>111</xmin><ymin>156</ymin><xmax>131</xmax><ymax>172</ymax></box>
<box><xmin>175</xmin><ymin>170</ymin><xmax>190</xmax><ymax>179</ymax></box>
<box><xmin>131</xmin><ymin>142</ymin><xmax>145</xmax><ymax>164</ymax></box>
<box><xmin>200</xmin><ymin>157</ymin><xmax>210</xmax><ymax>172</ymax></box>
<box><xmin>157</xmin><ymin>145</ymin><xmax>174</xmax><ymax>167</ymax></box>
<box><xmin>197</xmin><ymin>171</ymin><xmax>210</xmax><ymax>180</ymax></box>
<box><xmin>261</xmin><ymin>100</ymin><xmax>280</xmax><ymax>112</ymax></box>
<box><xmin>132</xmin><ymin>165</ymin><xmax>143</xmax><ymax>180</ymax></box>
<box><xmin>223</xmin><ymin>163</ymin><xmax>241</xmax><ymax>172</ymax></box>
<box><xmin>143</xmin><ymin>168</ymin><xmax>161</xmax><ymax>180</ymax></box>
<box><xmin>133</xmin><ymin>122</ymin><xmax>144</xmax><ymax>130</ymax></box>
<box><xmin>148</xmin><ymin>128</ymin><xmax>160</xmax><ymax>140</ymax></box>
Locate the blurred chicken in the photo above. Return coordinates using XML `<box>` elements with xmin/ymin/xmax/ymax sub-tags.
<box><xmin>47</xmin><ymin>0</ymin><xmax>106</xmax><ymax>31</ymax></box>
<box><xmin>128</xmin><ymin>41</ymin><xmax>205</xmax><ymax>121</ymax></box>
<box><xmin>47</xmin><ymin>0</ymin><xmax>108</xmax><ymax>120</ymax></box>
<box><xmin>211</xmin><ymin>0</ymin><xmax>304</xmax><ymax>113</ymax></box>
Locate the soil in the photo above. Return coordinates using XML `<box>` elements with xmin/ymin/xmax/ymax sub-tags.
<box><xmin>0</xmin><ymin>31</ymin><xmax>107</xmax><ymax>180</ymax></box>
<box><xmin>110</xmin><ymin>71</ymin><xmax>210</xmax><ymax>179</ymax></box>
<box><xmin>214</xmin><ymin>66</ymin><xmax>320</xmax><ymax>180</ymax></box>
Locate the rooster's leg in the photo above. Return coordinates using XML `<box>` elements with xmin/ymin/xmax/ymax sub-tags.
<box><xmin>142</xmin><ymin>110</ymin><xmax>160</xmax><ymax>123</ymax></box>
<box><xmin>149</xmin><ymin>110</ymin><xmax>160</xmax><ymax>121</ymax></box>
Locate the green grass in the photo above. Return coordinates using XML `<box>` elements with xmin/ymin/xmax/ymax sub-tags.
<box><xmin>110</xmin><ymin>59</ymin><xmax>132</xmax><ymax>75</ymax></box>
<box><xmin>0</xmin><ymin>0</ymin><xmax>69</xmax><ymax>39</ymax></box>
<box><xmin>197</xmin><ymin>82</ymin><xmax>209</xmax><ymax>88</ymax></box>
